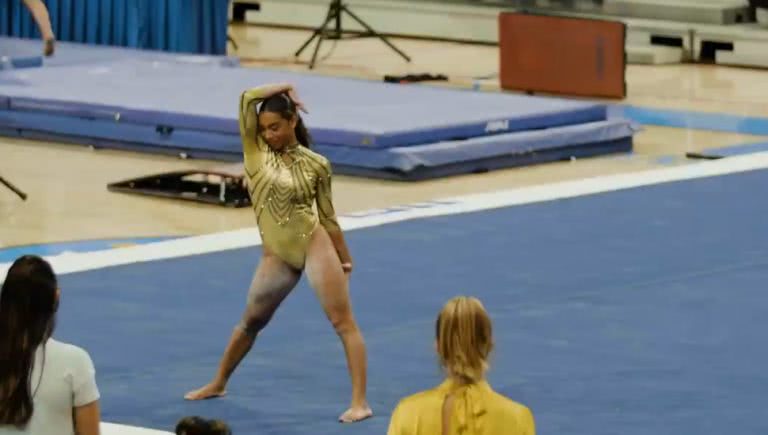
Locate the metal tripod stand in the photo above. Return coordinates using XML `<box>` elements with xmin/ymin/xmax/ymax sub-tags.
<box><xmin>295</xmin><ymin>0</ymin><xmax>411</xmax><ymax>69</ymax></box>
<box><xmin>0</xmin><ymin>175</ymin><xmax>27</xmax><ymax>201</ymax></box>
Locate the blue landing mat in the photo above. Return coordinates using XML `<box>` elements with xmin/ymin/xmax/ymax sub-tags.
<box><xmin>52</xmin><ymin>168</ymin><xmax>768</xmax><ymax>435</ymax></box>
<box><xmin>0</xmin><ymin>36</ymin><xmax>239</xmax><ymax>68</ymax></box>
<box><xmin>314</xmin><ymin>120</ymin><xmax>635</xmax><ymax>180</ymax></box>
<box><xmin>0</xmin><ymin>58</ymin><xmax>608</xmax><ymax>148</ymax></box>
<box><xmin>2</xmin><ymin>106</ymin><xmax>635</xmax><ymax>179</ymax></box>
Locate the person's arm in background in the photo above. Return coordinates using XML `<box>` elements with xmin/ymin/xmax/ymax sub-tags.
<box><xmin>22</xmin><ymin>0</ymin><xmax>55</xmax><ymax>55</ymax></box>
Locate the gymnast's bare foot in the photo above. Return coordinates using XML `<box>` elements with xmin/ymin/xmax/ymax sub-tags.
<box><xmin>184</xmin><ymin>382</ymin><xmax>227</xmax><ymax>400</ymax></box>
<box><xmin>43</xmin><ymin>38</ymin><xmax>54</xmax><ymax>57</ymax></box>
<box><xmin>338</xmin><ymin>404</ymin><xmax>373</xmax><ymax>423</ymax></box>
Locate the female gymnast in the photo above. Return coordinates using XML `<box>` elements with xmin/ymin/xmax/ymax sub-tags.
<box><xmin>22</xmin><ymin>0</ymin><xmax>55</xmax><ymax>56</ymax></box>
<box><xmin>184</xmin><ymin>83</ymin><xmax>372</xmax><ymax>423</ymax></box>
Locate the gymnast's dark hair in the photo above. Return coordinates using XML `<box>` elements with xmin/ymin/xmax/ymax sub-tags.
<box><xmin>258</xmin><ymin>92</ymin><xmax>312</xmax><ymax>148</ymax></box>
<box><xmin>176</xmin><ymin>416</ymin><xmax>233</xmax><ymax>435</ymax></box>
<box><xmin>0</xmin><ymin>255</ymin><xmax>58</xmax><ymax>428</ymax></box>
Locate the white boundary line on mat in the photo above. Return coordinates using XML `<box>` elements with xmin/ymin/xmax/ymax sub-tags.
<box><xmin>101</xmin><ymin>422</ymin><xmax>172</xmax><ymax>435</ymax></box>
<box><xmin>3</xmin><ymin>152</ymin><xmax>768</xmax><ymax>279</ymax></box>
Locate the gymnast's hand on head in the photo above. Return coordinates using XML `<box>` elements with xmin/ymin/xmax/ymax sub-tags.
<box><xmin>248</xmin><ymin>83</ymin><xmax>307</xmax><ymax>113</ymax></box>
<box><xmin>287</xmin><ymin>88</ymin><xmax>308</xmax><ymax>114</ymax></box>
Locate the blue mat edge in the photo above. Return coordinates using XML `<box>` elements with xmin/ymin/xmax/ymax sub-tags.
<box><xmin>1</xmin><ymin>107</ymin><xmax>634</xmax><ymax>161</ymax></box>
<box><xmin>1</xmin><ymin>54</ymin><xmax>43</xmax><ymax>69</ymax></box>
<box><xmin>18</xmin><ymin>130</ymin><xmax>631</xmax><ymax>181</ymax></box>
<box><xmin>0</xmin><ymin>108</ymin><xmax>238</xmax><ymax>151</ymax></box>
<box><xmin>329</xmin><ymin>137</ymin><xmax>633</xmax><ymax>181</ymax></box>
<box><xmin>4</xmin><ymin>94</ymin><xmax>609</xmax><ymax>149</ymax></box>
<box><xmin>0</xmin><ymin>108</ymin><xmax>618</xmax><ymax>158</ymax></box>
<box><xmin>370</xmin><ymin>105</ymin><xmax>609</xmax><ymax>148</ymax></box>
<box><xmin>11</xmin><ymin>126</ymin><xmax>633</xmax><ymax>181</ymax></box>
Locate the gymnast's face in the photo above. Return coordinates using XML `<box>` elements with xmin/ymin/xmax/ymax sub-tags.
<box><xmin>258</xmin><ymin>111</ymin><xmax>298</xmax><ymax>152</ymax></box>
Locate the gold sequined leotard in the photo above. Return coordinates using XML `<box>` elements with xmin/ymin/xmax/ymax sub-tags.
<box><xmin>239</xmin><ymin>86</ymin><xmax>341</xmax><ymax>270</ymax></box>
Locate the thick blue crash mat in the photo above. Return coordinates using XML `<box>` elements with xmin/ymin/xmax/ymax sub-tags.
<box><xmin>0</xmin><ymin>57</ymin><xmax>608</xmax><ymax>148</ymax></box>
<box><xmin>7</xmin><ymin>112</ymin><xmax>636</xmax><ymax>181</ymax></box>
<box><xmin>0</xmin><ymin>50</ymin><xmax>637</xmax><ymax>181</ymax></box>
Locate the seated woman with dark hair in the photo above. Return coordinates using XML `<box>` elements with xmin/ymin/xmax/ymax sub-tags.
<box><xmin>175</xmin><ymin>416</ymin><xmax>232</xmax><ymax>435</ymax></box>
<box><xmin>0</xmin><ymin>255</ymin><xmax>100</xmax><ymax>435</ymax></box>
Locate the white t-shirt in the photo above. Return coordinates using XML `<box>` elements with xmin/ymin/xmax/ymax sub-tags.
<box><xmin>0</xmin><ymin>338</ymin><xmax>100</xmax><ymax>435</ymax></box>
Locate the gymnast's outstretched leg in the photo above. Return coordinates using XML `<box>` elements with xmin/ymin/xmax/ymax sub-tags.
<box><xmin>184</xmin><ymin>251</ymin><xmax>301</xmax><ymax>400</ymax></box>
<box><xmin>305</xmin><ymin>225</ymin><xmax>372</xmax><ymax>423</ymax></box>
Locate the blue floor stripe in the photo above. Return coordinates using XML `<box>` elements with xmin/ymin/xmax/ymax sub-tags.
<box><xmin>688</xmin><ymin>141</ymin><xmax>768</xmax><ymax>159</ymax></box>
<box><xmin>615</xmin><ymin>105</ymin><xmax>768</xmax><ymax>136</ymax></box>
<box><xmin>0</xmin><ymin>237</ymin><xmax>180</xmax><ymax>263</ymax></box>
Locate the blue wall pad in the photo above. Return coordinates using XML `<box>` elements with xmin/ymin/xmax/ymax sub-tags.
<box><xmin>0</xmin><ymin>58</ymin><xmax>608</xmax><ymax>148</ymax></box>
<box><xmin>0</xmin><ymin>36</ymin><xmax>239</xmax><ymax>68</ymax></box>
<box><xmin>686</xmin><ymin>141</ymin><xmax>768</xmax><ymax>160</ymax></box>
<box><xmin>0</xmin><ymin>0</ymin><xmax>230</xmax><ymax>55</ymax></box>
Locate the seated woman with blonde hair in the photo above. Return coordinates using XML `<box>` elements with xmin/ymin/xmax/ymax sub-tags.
<box><xmin>387</xmin><ymin>296</ymin><xmax>535</xmax><ymax>435</ymax></box>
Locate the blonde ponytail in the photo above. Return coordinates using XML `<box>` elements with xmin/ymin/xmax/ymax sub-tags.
<box><xmin>435</xmin><ymin>296</ymin><xmax>493</xmax><ymax>383</ymax></box>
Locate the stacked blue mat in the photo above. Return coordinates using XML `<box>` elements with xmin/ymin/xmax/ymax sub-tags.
<box><xmin>0</xmin><ymin>37</ymin><xmax>637</xmax><ymax>180</ymax></box>
<box><xmin>0</xmin><ymin>37</ymin><xmax>43</xmax><ymax>69</ymax></box>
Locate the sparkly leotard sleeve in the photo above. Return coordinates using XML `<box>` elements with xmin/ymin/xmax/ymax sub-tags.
<box><xmin>239</xmin><ymin>87</ymin><xmax>341</xmax><ymax>270</ymax></box>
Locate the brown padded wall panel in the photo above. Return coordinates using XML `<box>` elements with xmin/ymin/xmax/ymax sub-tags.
<box><xmin>499</xmin><ymin>12</ymin><xmax>626</xmax><ymax>99</ymax></box>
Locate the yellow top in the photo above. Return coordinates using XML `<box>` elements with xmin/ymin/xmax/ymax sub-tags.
<box><xmin>239</xmin><ymin>86</ymin><xmax>341</xmax><ymax>269</ymax></box>
<box><xmin>387</xmin><ymin>379</ymin><xmax>535</xmax><ymax>435</ymax></box>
